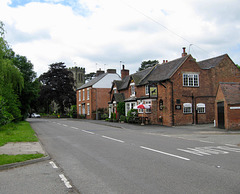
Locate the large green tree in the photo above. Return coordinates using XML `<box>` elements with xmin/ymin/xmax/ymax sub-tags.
<box><xmin>11</xmin><ymin>54</ymin><xmax>40</xmax><ymax>119</ymax></box>
<box><xmin>39</xmin><ymin>62</ymin><xmax>76</xmax><ymax>114</ymax></box>
<box><xmin>0</xmin><ymin>21</ymin><xmax>24</xmax><ymax>124</ymax></box>
<box><xmin>138</xmin><ymin>60</ymin><xmax>159</xmax><ymax>71</ymax></box>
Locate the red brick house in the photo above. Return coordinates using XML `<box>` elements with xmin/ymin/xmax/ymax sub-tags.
<box><xmin>215</xmin><ymin>82</ymin><xmax>240</xmax><ymax>130</ymax></box>
<box><xmin>76</xmin><ymin>69</ymin><xmax>121</xmax><ymax>119</ymax></box>
<box><xmin>109</xmin><ymin>48</ymin><xmax>240</xmax><ymax>126</ymax></box>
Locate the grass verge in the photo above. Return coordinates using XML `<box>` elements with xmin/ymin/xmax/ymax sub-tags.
<box><xmin>0</xmin><ymin>121</ymin><xmax>44</xmax><ymax>166</ymax></box>
<box><xmin>0</xmin><ymin>154</ymin><xmax>44</xmax><ymax>165</ymax></box>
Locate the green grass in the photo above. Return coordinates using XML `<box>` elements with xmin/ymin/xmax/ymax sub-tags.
<box><xmin>0</xmin><ymin>121</ymin><xmax>44</xmax><ymax>166</ymax></box>
<box><xmin>0</xmin><ymin>121</ymin><xmax>38</xmax><ymax>146</ymax></box>
<box><xmin>0</xmin><ymin>154</ymin><xmax>44</xmax><ymax>165</ymax></box>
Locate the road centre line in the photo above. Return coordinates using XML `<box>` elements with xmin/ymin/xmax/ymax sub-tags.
<box><xmin>49</xmin><ymin>161</ymin><xmax>58</xmax><ymax>168</ymax></box>
<box><xmin>63</xmin><ymin>124</ymin><xmax>68</xmax><ymax>127</ymax></box>
<box><xmin>71</xmin><ymin>127</ymin><xmax>79</xmax><ymax>130</ymax></box>
<box><xmin>199</xmin><ymin>140</ymin><xmax>214</xmax><ymax>143</ymax></box>
<box><xmin>59</xmin><ymin>174</ymin><xmax>72</xmax><ymax>189</ymax></box>
<box><xmin>101</xmin><ymin>135</ymin><xmax>125</xmax><ymax>143</ymax></box>
<box><xmin>140</xmin><ymin>146</ymin><xmax>190</xmax><ymax>161</ymax></box>
<box><xmin>82</xmin><ymin>130</ymin><xmax>95</xmax><ymax>134</ymax></box>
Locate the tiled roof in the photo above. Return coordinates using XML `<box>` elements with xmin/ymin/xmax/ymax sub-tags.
<box><xmin>198</xmin><ymin>54</ymin><xmax>227</xmax><ymax>69</ymax></box>
<box><xmin>219</xmin><ymin>82</ymin><xmax>240</xmax><ymax>105</ymax></box>
<box><xmin>77</xmin><ymin>73</ymin><xmax>107</xmax><ymax>90</ymax></box>
<box><xmin>139</xmin><ymin>55</ymin><xmax>189</xmax><ymax>85</ymax></box>
<box><xmin>112</xmin><ymin>93</ymin><xmax>125</xmax><ymax>103</ymax></box>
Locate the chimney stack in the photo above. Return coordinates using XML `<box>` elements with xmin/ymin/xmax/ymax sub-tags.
<box><xmin>182</xmin><ymin>47</ymin><xmax>187</xmax><ymax>57</ymax></box>
<box><xmin>121</xmin><ymin>65</ymin><xmax>129</xmax><ymax>79</ymax></box>
<box><xmin>96</xmin><ymin>68</ymin><xmax>104</xmax><ymax>77</ymax></box>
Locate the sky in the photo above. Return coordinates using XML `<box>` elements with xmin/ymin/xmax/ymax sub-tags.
<box><xmin>0</xmin><ymin>0</ymin><xmax>240</xmax><ymax>77</ymax></box>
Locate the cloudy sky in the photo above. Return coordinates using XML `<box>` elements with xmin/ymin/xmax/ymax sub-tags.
<box><xmin>1</xmin><ymin>0</ymin><xmax>240</xmax><ymax>77</ymax></box>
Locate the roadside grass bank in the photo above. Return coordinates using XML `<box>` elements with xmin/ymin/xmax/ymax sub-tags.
<box><xmin>0</xmin><ymin>121</ymin><xmax>44</xmax><ymax>166</ymax></box>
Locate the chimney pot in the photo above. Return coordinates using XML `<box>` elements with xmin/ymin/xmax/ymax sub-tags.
<box><xmin>182</xmin><ymin>47</ymin><xmax>187</xmax><ymax>57</ymax></box>
<box><xmin>163</xmin><ymin>60</ymin><xmax>166</xmax><ymax>63</ymax></box>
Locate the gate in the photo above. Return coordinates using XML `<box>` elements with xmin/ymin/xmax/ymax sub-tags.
<box><xmin>217</xmin><ymin>102</ymin><xmax>225</xmax><ymax>129</ymax></box>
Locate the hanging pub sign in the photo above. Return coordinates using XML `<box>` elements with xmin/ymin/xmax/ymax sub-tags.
<box><xmin>149</xmin><ymin>83</ymin><xmax>157</xmax><ymax>98</ymax></box>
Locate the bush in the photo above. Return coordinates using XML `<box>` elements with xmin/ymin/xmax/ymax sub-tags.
<box><xmin>120</xmin><ymin>115</ymin><xmax>126</xmax><ymax>122</ymax></box>
<box><xmin>126</xmin><ymin>109</ymin><xmax>138</xmax><ymax>123</ymax></box>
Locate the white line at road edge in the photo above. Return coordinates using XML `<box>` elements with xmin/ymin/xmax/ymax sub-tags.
<box><xmin>140</xmin><ymin>146</ymin><xmax>190</xmax><ymax>161</ymax></box>
<box><xmin>49</xmin><ymin>161</ymin><xmax>58</xmax><ymax>168</ymax></box>
<box><xmin>102</xmin><ymin>135</ymin><xmax>125</xmax><ymax>143</ymax></box>
<box><xmin>59</xmin><ymin>174</ymin><xmax>72</xmax><ymax>189</ymax></box>
<box><xmin>82</xmin><ymin>130</ymin><xmax>95</xmax><ymax>134</ymax></box>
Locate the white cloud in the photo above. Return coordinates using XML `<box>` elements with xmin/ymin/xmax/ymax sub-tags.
<box><xmin>1</xmin><ymin>0</ymin><xmax>240</xmax><ymax>77</ymax></box>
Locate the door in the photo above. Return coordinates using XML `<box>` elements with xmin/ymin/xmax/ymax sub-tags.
<box><xmin>217</xmin><ymin>102</ymin><xmax>225</xmax><ymax>129</ymax></box>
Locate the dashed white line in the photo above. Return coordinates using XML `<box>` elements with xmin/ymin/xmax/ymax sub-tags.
<box><xmin>140</xmin><ymin>146</ymin><xmax>190</xmax><ymax>161</ymax></box>
<box><xmin>102</xmin><ymin>135</ymin><xmax>125</xmax><ymax>143</ymax></box>
<box><xmin>59</xmin><ymin>174</ymin><xmax>72</xmax><ymax>189</ymax></box>
<box><xmin>82</xmin><ymin>130</ymin><xmax>95</xmax><ymax>134</ymax></box>
<box><xmin>71</xmin><ymin>127</ymin><xmax>79</xmax><ymax>130</ymax></box>
<box><xmin>63</xmin><ymin>124</ymin><xmax>68</xmax><ymax>127</ymax></box>
<box><xmin>199</xmin><ymin>140</ymin><xmax>214</xmax><ymax>144</ymax></box>
<box><xmin>49</xmin><ymin>161</ymin><xmax>58</xmax><ymax>168</ymax></box>
<box><xmin>225</xmin><ymin>144</ymin><xmax>238</xmax><ymax>147</ymax></box>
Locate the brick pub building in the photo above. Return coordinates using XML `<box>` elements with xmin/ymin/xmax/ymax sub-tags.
<box><xmin>109</xmin><ymin>48</ymin><xmax>240</xmax><ymax>126</ymax></box>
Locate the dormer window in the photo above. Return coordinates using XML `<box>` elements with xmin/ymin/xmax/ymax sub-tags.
<box><xmin>183</xmin><ymin>73</ymin><xmax>199</xmax><ymax>87</ymax></box>
<box><xmin>130</xmin><ymin>82</ymin><xmax>135</xmax><ymax>96</ymax></box>
<box><xmin>113</xmin><ymin>87</ymin><xmax>117</xmax><ymax>93</ymax></box>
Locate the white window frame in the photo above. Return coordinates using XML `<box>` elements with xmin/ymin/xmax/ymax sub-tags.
<box><xmin>82</xmin><ymin>89</ymin><xmax>85</xmax><ymax>100</ymax></box>
<box><xmin>125</xmin><ymin>102</ymin><xmax>137</xmax><ymax>116</ymax></box>
<box><xmin>183</xmin><ymin>103</ymin><xmax>192</xmax><ymax>114</ymax></box>
<box><xmin>87</xmin><ymin>88</ymin><xmax>90</xmax><ymax>100</ymax></box>
<box><xmin>130</xmin><ymin>82</ymin><xmax>135</xmax><ymax>97</ymax></box>
<box><xmin>197</xmin><ymin>103</ymin><xmax>206</xmax><ymax>113</ymax></box>
<box><xmin>183</xmin><ymin>73</ymin><xmax>199</xmax><ymax>87</ymax></box>
<box><xmin>145</xmin><ymin>85</ymin><xmax>149</xmax><ymax>95</ymax></box>
<box><xmin>144</xmin><ymin>100</ymin><xmax>152</xmax><ymax>113</ymax></box>
<box><xmin>87</xmin><ymin>103</ymin><xmax>90</xmax><ymax>115</ymax></box>
<box><xmin>137</xmin><ymin>100</ymin><xmax>143</xmax><ymax>113</ymax></box>
<box><xmin>113</xmin><ymin>87</ymin><xmax>117</xmax><ymax>94</ymax></box>
<box><xmin>78</xmin><ymin>90</ymin><xmax>81</xmax><ymax>101</ymax></box>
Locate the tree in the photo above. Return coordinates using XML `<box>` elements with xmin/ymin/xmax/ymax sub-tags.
<box><xmin>138</xmin><ymin>60</ymin><xmax>159</xmax><ymax>71</ymax></box>
<box><xmin>39</xmin><ymin>62</ymin><xmax>76</xmax><ymax>114</ymax></box>
<box><xmin>11</xmin><ymin>54</ymin><xmax>40</xmax><ymax>119</ymax></box>
<box><xmin>0</xmin><ymin>21</ymin><xmax>24</xmax><ymax>124</ymax></box>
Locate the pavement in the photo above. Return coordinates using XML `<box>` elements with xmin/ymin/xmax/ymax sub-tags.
<box><xmin>1</xmin><ymin>118</ymin><xmax>239</xmax><ymax>170</ymax></box>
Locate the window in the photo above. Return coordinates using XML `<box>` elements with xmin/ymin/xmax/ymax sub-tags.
<box><xmin>78</xmin><ymin>90</ymin><xmax>81</xmax><ymax>101</ymax></box>
<box><xmin>130</xmin><ymin>83</ymin><xmax>135</xmax><ymax>96</ymax></box>
<box><xmin>137</xmin><ymin>100</ymin><xmax>143</xmax><ymax>113</ymax></box>
<box><xmin>144</xmin><ymin>100</ymin><xmax>152</xmax><ymax>113</ymax></box>
<box><xmin>87</xmin><ymin>88</ymin><xmax>90</xmax><ymax>100</ymax></box>
<box><xmin>113</xmin><ymin>87</ymin><xmax>117</xmax><ymax>94</ymax></box>
<box><xmin>197</xmin><ymin>103</ymin><xmax>205</xmax><ymax>113</ymax></box>
<box><xmin>87</xmin><ymin>103</ymin><xmax>90</xmax><ymax>115</ymax></box>
<box><xmin>183</xmin><ymin>103</ymin><xmax>192</xmax><ymax>113</ymax></box>
<box><xmin>82</xmin><ymin>89</ymin><xmax>85</xmax><ymax>100</ymax></box>
<box><xmin>145</xmin><ymin>85</ymin><xmax>149</xmax><ymax>95</ymax></box>
<box><xmin>125</xmin><ymin>102</ymin><xmax>137</xmax><ymax>116</ymax></box>
<box><xmin>183</xmin><ymin>73</ymin><xmax>199</xmax><ymax>87</ymax></box>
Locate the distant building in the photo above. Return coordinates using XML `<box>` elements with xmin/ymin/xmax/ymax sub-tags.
<box><xmin>68</xmin><ymin>67</ymin><xmax>85</xmax><ymax>90</ymax></box>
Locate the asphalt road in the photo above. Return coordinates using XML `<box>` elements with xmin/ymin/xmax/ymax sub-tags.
<box><xmin>3</xmin><ymin>118</ymin><xmax>240</xmax><ymax>194</ymax></box>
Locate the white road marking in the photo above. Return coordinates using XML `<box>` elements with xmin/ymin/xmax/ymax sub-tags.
<box><xmin>71</xmin><ymin>127</ymin><xmax>79</xmax><ymax>130</ymax></box>
<box><xmin>49</xmin><ymin>161</ymin><xmax>58</xmax><ymax>168</ymax></box>
<box><xmin>199</xmin><ymin>140</ymin><xmax>214</xmax><ymax>144</ymax></box>
<box><xmin>59</xmin><ymin>174</ymin><xmax>72</xmax><ymax>189</ymax></box>
<box><xmin>57</xmin><ymin>123</ymin><xmax>61</xmax><ymax>125</ymax></box>
<box><xmin>82</xmin><ymin>130</ymin><xmax>95</xmax><ymax>134</ymax></box>
<box><xmin>101</xmin><ymin>135</ymin><xmax>125</xmax><ymax>143</ymax></box>
<box><xmin>177</xmin><ymin>146</ymin><xmax>240</xmax><ymax>156</ymax></box>
<box><xmin>63</xmin><ymin>124</ymin><xmax>68</xmax><ymax>127</ymax></box>
<box><xmin>225</xmin><ymin>144</ymin><xmax>238</xmax><ymax>147</ymax></box>
<box><xmin>140</xmin><ymin>146</ymin><xmax>190</xmax><ymax>161</ymax></box>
